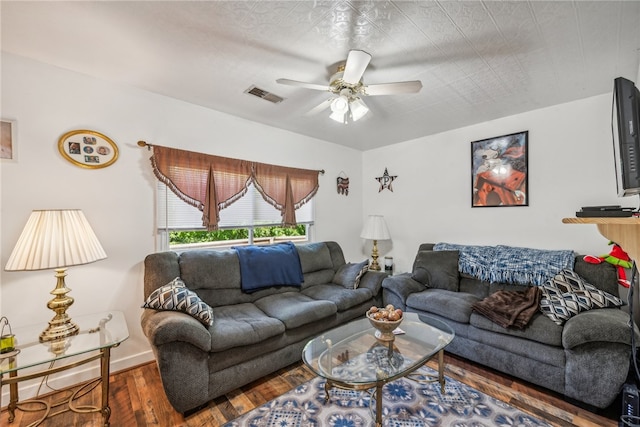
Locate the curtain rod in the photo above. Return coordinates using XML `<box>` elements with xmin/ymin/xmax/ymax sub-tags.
<box><xmin>137</xmin><ymin>141</ymin><xmax>325</xmax><ymax>174</ymax></box>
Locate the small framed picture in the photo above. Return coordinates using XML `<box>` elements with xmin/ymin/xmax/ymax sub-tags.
<box><xmin>471</xmin><ymin>130</ymin><xmax>528</xmax><ymax>207</ymax></box>
<box><xmin>1</xmin><ymin>119</ymin><xmax>17</xmax><ymax>161</ymax></box>
<box><xmin>58</xmin><ymin>129</ymin><xmax>119</xmax><ymax>169</ymax></box>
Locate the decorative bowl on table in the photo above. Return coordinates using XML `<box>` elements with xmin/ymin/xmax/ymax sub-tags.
<box><xmin>366</xmin><ymin>305</ymin><xmax>403</xmax><ymax>342</ymax></box>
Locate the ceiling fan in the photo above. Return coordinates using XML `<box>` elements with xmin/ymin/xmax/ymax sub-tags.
<box><xmin>276</xmin><ymin>50</ymin><xmax>422</xmax><ymax>124</ymax></box>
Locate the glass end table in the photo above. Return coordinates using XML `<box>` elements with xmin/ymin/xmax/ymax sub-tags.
<box><xmin>0</xmin><ymin>311</ymin><xmax>129</xmax><ymax>426</ymax></box>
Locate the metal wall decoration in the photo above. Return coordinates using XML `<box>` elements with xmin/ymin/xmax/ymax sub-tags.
<box><xmin>471</xmin><ymin>130</ymin><xmax>528</xmax><ymax>207</ymax></box>
<box><xmin>337</xmin><ymin>172</ymin><xmax>349</xmax><ymax>196</ymax></box>
<box><xmin>376</xmin><ymin>167</ymin><xmax>397</xmax><ymax>192</ymax></box>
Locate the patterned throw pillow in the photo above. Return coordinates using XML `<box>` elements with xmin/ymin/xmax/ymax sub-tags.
<box><xmin>539</xmin><ymin>269</ymin><xmax>624</xmax><ymax>325</ymax></box>
<box><xmin>333</xmin><ymin>260</ymin><xmax>370</xmax><ymax>289</ymax></box>
<box><xmin>142</xmin><ymin>277</ymin><xmax>214</xmax><ymax>326</ymax></box>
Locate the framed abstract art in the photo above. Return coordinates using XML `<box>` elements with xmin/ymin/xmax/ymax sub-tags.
<box><xmin>471</xmin><ymin>131</ymin><xmax>528</xmax><ymax>207</ymax></box>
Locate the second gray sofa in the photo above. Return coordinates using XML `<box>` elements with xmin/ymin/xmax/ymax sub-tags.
<box><xmin>382</xmin><ymin>242</ymin><xmax>639</xmax><ymax>409</ymax></box>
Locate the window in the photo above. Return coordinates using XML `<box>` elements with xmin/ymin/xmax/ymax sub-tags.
<box><xmin>157</xmin><ymin>182</ymin><xmax>313</xmax><ymax>250</ymax></box>
<box><xmin>148</xmin><ymin>144</ymin><xmax>321</xmax><ymax>250</ymax></box>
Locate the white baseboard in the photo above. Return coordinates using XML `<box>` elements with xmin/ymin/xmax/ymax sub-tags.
<box><xmin>1</xmin><ymin>350</ymin><xmax>154</xmax><ymax>405</ymax></box>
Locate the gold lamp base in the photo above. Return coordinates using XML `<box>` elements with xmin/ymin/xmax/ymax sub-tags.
<box><xmin>370</xmin><ymin>239</ymin><xmax>381</xmax><ymax>271</ymax></box>
<box><xmin>39</xmin><ymin>268</ymin><xmax>80</xmax><ymax>343</ymax></box>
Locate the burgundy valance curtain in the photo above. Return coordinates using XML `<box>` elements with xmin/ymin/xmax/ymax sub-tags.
<box><xmin>150</xmin><ymin>145</ymin><xmax>321</xmax><ymax>230</ymax></box>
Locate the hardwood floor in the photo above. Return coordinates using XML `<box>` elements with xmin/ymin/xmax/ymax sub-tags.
<box><xmin>1</xmin><ymin>353</ymin><xmax>620</xmax><ymax>426</ymax></box>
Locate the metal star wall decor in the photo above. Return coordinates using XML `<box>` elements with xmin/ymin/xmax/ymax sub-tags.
<box><xmin>376</xmin><ymin>167</ymin><xmax>397</xmax><ymax>192</ymax></box>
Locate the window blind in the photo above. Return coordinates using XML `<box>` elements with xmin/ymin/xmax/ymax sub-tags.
<box><xmin>157</xmin><ymin>181</ymin><xmax>314</xmax><ymax>230</ymax></box>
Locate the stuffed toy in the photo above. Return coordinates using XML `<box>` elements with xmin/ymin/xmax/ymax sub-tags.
<box><xmin>584</xmin><ymin>241</ymin><xmax>633</xmax><ymax>287</ymax></box>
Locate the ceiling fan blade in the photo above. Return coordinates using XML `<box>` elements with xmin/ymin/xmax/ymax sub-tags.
<box><xmin>364</xmin><ymin>80</ymin><xmax>423</xmax><ymax>96</ymax></box>
<box><xmin>342</xmin><ymin>50</ymin><xmax>371</xmax><ymax>85</ymax></box>
<box><xmin>276</xmin><ymin>78</ymin><xmax>329</xmax><ymax>92</ymax></box>
<box><xmin>305</xmin><ymin>98</ymin><xmax>334</xmax><ymax>116</ymax></box>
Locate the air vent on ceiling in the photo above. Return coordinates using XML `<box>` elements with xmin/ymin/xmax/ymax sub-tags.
<box><xmin>245</xmin><ymin>86</ymin><xmax>284</xmax><ymax>104</ymax></box>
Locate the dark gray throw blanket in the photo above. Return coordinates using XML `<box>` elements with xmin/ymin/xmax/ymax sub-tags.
<box><xmin>471</xmin><ymin>287</ymin><xmax>541</xmax><ymax>329</ymax></box>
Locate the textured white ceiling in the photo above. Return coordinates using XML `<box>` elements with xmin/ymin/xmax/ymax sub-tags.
<box><xmin>2</xmin><ymin>1</ymin><xmax>640</xmax><ymax>150</ymax></box>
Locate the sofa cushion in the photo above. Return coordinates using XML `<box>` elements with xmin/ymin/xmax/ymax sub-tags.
<box><xmin>406</xmin><ymin>289</ymin><xmax>480</xmax><ymax>324</ymax></box>
<box><xmin>179</xmin><ymin>249</ymin><xmax>241</xmax><ymax>291</ymax></box>
<box><xmin>302</xmin><ymin>284</ymin><xmax>373</xmax><ymax>312</ymax></box>
<box><xmin>539</xmin><ymin>269</ymin><xmax>624</xmax><ymax>325</ymax></box>
<box><xmin>301</xmin><ymin>269</ymin><xmax>336</xmax><ymax>288</ymax></box>
<box><xmin>296</xmin><ymin>242</ymin><xmax>334</xmax><ymax>273</ymax></box>
<box><xmin>209</xmin><ymin>303</ymin><xmax>286</xmax><ymax>352</ymax></box>
<box><xmin>573</xmin><ymin>257</ymin><xmax>619</xmax><ymax>297</ymax></box>
<box><xmin>562</xmin><ymin>308</ymin><xmax>635</xmax><ymax>349</ymax></box>
<box><xmin>470</xmin><ymin>312</ymin><xmax>563</xmax><ymax>347</ymax></box>
<box><xmin>254</xmin><ymin>292</ymin><xmax>337</xmax><ymax>329</ymax></box>
<box><xmin>411</xmin><ymin>250</ymin><xmax>459</xmax><ymax>291</ymax></box>
<box><xmin>142</xmin><ymin>277</ymin><xmax>214</xmax><ymax>326</ymax></box>
<box><xmin>333</xmin><ymin>260</ymin><xmax>369</xmax><ymax>289</ymax></box>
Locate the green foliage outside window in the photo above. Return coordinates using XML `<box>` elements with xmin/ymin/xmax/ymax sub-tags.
<box><xmin>170</xmin><ymin>225</ymin><xmax>306</xmax><ymax>245</ymax></box>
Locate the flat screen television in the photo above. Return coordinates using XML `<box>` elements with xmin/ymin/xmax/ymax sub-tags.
<box><xmin>612</xmin><ymin>76</ymin><xmax>640</xmax><ymax>197</ymax></box>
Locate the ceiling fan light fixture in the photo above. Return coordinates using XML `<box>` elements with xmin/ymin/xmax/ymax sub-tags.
<box><xmin>330</xmin><ymin>95</ymin><xmax>349</xmax><ymax>114</ymax></box>
<box><xmin>350</xmin><ymin>97</ymin><xmax>369</xmax><ymax>121</ymax></box>
<box><xmin>329</xmin><ymin>109</ymin><xmax>347</xmax><ymax>124</ymax></box>
<box><xmin>278</xmin><ymin>50</ymin><xmax>420</xmax><ymax>124</ymax></box>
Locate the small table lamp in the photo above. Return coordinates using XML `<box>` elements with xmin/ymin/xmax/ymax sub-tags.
<box><xmin>360</xmin><ymin>215</ymin><xmax>391</xmax><ymax>271</ymax></box>
<box><xmin>4</xmin><ymin>209</ymin><xmax>107</xmax><ymax>343</ymax></box>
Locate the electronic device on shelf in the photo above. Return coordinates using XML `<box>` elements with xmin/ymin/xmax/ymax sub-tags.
<box><xmin>612</xmin><ymin>76</ymin><xmax>640</xmax><ymax>197</ymax></box>
<box><xmin>576</xmin><ymin>205</ymin><xmax>635</xmax><ymax>217</ymax></box>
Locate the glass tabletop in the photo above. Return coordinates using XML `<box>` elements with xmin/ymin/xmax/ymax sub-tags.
<box><xmin>0</xmin><ymin>311</ymin><xmax>129</xmax><ymax>375</ymax></box>
<box><xmin>302</xmin><ymin>312</ymin><xmax>454</xmax><ymax>385</ymax></box>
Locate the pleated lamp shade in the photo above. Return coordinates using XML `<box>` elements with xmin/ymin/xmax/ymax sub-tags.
<box><xmin>5</xmin><ymin>209</ymin><xmax>107</xmax><ymax>271</ymax></box>
<box><xmin>360</xmin><ymin>215</ymin><xmax>391</xmax><ymax>241</ymax></box>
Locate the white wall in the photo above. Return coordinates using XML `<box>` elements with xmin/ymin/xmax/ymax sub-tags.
<box><xmin>0</xmin><ymin>53</ymin><xmax>364</xmax><ymax>397</ymax></box>
<box><xmin>362</xmin><ymin>93</ymin><xmax>628</xmax><ymax>274</ymax></box>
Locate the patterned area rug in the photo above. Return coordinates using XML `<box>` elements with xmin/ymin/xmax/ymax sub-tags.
<box><xmin>223</xmin><ymin>366</ymin><xmax>552</xmax><ymax>426</ymax></box>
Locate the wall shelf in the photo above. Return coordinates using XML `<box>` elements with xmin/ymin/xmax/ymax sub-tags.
<box><xmin>562</xmin><ymin>217</ymin><xmax>640</xmax><ymax>262</ymax></box>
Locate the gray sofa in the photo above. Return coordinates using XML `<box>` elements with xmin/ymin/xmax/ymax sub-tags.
<box><xmin>382</xmin><ymin>243</ymin><xmax>639</xmax><ymax>409</ymax></box>
<box><xmin>141</xmin><ymin>241</ymin><xmax>385</xmax><ymax>414</ymax></box>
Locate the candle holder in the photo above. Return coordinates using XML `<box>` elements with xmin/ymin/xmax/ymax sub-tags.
<box><xmin>384</xmin><ymin>256</ymin><xmax>394</xmax><ymax>274</ymax></box>
<box><xmin>1</xmin><ymin>316</ymin><xmax>16</xmax><ymax>354</ymax></box>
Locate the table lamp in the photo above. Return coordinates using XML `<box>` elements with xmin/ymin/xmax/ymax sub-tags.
<box><xmin>360</xmin><ymin>215</ymin><xmax>390</xmax><ymax>271</ymax></box>
<box><xmin>4</xmin><ymin>209</ymin><xmax>107</xmax><ymax>343</ymax></box>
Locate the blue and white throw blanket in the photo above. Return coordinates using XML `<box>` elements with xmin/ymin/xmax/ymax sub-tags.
<box><xmin>434</xmin><ymin>243</ymin><xmax>575</xmax><ymax>286</ymax></box>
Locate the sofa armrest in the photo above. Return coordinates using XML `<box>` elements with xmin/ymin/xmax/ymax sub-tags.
<box><xmin>381</xmin><ymin>273</ymin><xmax>426</xmax><ymax>309</ymax></box>
<box><xmin>562</xmin><ymin>308</ymin><xmax>639</xmax><ymax>349</ymax></box>
<box><xmin>141</xmin><ymin>309</ymin><xmax>211</xmax><ymax>352</ymax></box>
<box><xmin>358</xmin><ymin>270</ymin><xmax>387</xmax><ymax>296</ymax></box>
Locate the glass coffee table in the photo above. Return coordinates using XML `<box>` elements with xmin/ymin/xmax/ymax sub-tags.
<box><xmin>302</xmin><ymin>312</ymin><xmax>454</xmax><ymax>427</ymax></box>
